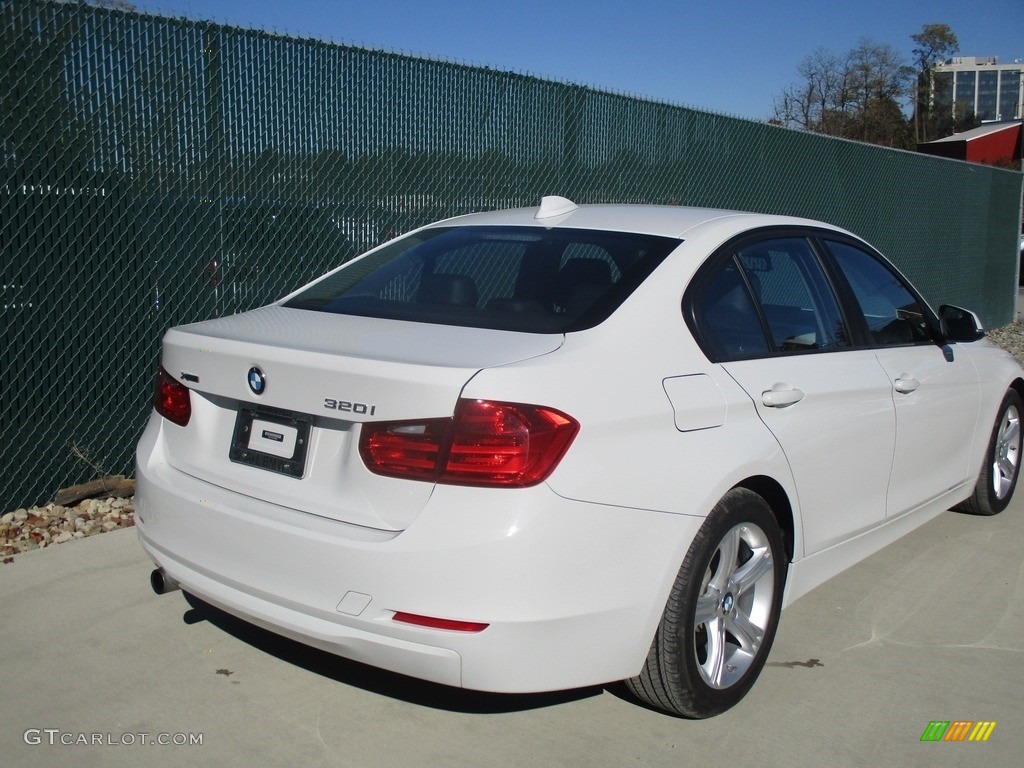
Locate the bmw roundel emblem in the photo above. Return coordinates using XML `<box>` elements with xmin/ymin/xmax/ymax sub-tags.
<box><xmin>247</xmin><ymin>366</ymin><xmax>266</xmax><ymax>395</ymax></box>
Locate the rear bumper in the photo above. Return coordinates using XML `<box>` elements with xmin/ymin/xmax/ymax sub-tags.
<box><xmin>135</xmin><ymin>415</ymin><xmax>704</xmax><ymax>693</ymax></box>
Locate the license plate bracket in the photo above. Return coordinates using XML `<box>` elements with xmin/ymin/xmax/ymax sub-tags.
<box><xmin>230</xmin><ymin>406</ymin><xmax>311</xmax><ymax>478</ymax></box>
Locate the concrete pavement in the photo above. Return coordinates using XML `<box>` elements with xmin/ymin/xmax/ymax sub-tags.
<box><xmin>2</xmin><ymin>496</ymin><xmax>1023</xmax><ymax>768</ymax></box>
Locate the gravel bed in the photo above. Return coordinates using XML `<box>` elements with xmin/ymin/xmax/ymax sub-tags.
<box><xmin>4</xmin><ymin>321</ymin><xmax>1024</xmax><ymax>560</ymax></box>
<box><xmin>983</xmin><ymin>321</ymin><xmax>1024</xmax><ymax>367</ymax></box>
<box><xmin>1</xmin><ymin>496</ymin><xmax>134</xmax><ymax>560</ymax></box>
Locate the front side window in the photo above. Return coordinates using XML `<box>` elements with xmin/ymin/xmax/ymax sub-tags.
<box><xmin>284</xmin><ymin>226</ymin><xmax>679</xmax><ymax>333</ymax></box>
<box><xmin>825</xmin><ymin>240</ymin><xmax>934</xmax><ymax>346</ymax></box>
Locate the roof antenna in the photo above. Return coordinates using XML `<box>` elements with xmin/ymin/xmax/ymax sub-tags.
<box><xmin>535</xmin><ymin>196</ymin><xmax>578</xmax><ymax>220</ymax></box>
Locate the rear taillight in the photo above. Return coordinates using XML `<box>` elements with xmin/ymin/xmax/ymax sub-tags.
<box><xmin>359</xmin><ymin>399</ymin><xmax>579</xmax><ymax>488</ymax></box>
<box><xmin>358</xmin><ymin>418</ymin><xmax>449</xmax><ymax>481</ymax></box>
<box><xmin>154</xmin><ymin>366</ymin><xmax>191</xmax><ymax>426</ymax></box>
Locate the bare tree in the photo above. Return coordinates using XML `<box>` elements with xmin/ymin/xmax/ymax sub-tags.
<box><xmin>772</xmin><ymin>39</ymin><xmax>913</xmax><ymax>147</ymax></box>
<box><xmin>847</xmin><ymin>39</ymin><xmax>915</xmax><ymax>143</ymax></box>
<box><xmin>87</xmin><ymin>1</ymin><xmax>139</xmax><ymax>10</ymax></box>
<box><xmin>911</xmin><ymin>24</ymin><xmax>959</xmax><ymax>143</ymax></box>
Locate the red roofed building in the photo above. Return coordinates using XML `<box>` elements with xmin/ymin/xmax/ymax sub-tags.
<box><xmin>917</xmin><ymin>121</ymin><xmax>1022</xmax><ymax>168</ymax></box>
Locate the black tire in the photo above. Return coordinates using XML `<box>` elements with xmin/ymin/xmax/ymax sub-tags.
<box><xmin>957</xmin><ymin>389</ymin><xmax>1023</xmax><ymax>516</ymax></box>
<box><xmin>626</xmin><ymin>488</ymin><xmax>786</xmax><ymax>718</ymax></box>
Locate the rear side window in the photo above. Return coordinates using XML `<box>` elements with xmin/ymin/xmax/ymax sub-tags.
<box><xmin>689</xmin><ymin>258</ymin><xmax>770</xmax><ymax>360</ymax></box>
<box><xmin>284</xmin><ymin>226</ymin><xmax>679</xmax><ymax>333</ymax></box>
<box><xmin>739</xmin><ymin>239</ymin><xmax>849</xmax><ymax>352</ymax></box>
<box><xmin>687</xmin><ymin>236</ymin><xmax>850</xmax><ymax>361</ymax></box>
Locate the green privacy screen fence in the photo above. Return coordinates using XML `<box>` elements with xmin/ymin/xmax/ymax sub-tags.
<box><xmin>2</xmin><ymin>0</ymin><xmax>1022</xmax><ymax>509</ymax></box>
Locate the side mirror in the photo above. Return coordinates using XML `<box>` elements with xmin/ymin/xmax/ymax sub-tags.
<box><xmin>939</xmin><ymin>304</ymin><xmax>986</xmax><ymax>343</ymax></box>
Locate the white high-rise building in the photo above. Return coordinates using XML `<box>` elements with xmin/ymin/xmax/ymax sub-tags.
<box><xmin>933</xmin><ymin>57</ymin><xmax>1024</xmax><ymax>122</ymax></box>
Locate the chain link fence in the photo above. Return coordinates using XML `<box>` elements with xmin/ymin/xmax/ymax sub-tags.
<box><xmin>3</xmin><ymin>0</ymin><xmax>1022</xmax><ymax>509</ymax></box>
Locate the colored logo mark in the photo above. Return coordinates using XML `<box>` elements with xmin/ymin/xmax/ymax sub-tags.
<box><xmin>920</xmin><ymin>721</ymin><xmax>997</xmax><ymax>742</ymax></box>
<box><xmin>247</xmin><ymin>367</ymin><xmax>266</xmax><ymax>395</ymax></box>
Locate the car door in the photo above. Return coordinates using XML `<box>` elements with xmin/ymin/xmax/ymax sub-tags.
<box><xmin>823</xmin><ymin>238</ymin><xmax>981</xmax><ymax>517</ymax></box>
<box><xmin>687</xmin><ymin>234</ymin><xmax>896</xmax><ymax>555</ymax></box>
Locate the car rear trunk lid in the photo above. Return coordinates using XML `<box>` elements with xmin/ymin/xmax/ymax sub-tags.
<box><xmin>157</xmin><ymin>306</ymin><xmax>563</xmax><ymax>530</ymax></box>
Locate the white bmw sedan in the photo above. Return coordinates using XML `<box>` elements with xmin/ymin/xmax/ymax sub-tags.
<box><xmin>136</xmin><ymin>198</ymin><xmax>1023</xmax><ymax>717</ymax></box>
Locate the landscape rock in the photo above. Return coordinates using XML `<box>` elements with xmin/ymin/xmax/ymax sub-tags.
<box><xmin>1</xmin><ymin>495</ymin><xmax>135</xmax><ymax>558</ymax></box>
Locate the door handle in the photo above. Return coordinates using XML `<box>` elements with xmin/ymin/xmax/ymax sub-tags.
<box><xmin>761</xmin><ymin>383</ymin><xmax>805</xmax><ymax>408</ymax></box>
<box><xmin>894</xmin><ymin>374</ymin><xmax>920</xmax><ymax>394</ymax></box>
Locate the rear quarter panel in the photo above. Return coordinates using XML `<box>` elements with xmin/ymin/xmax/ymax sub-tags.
<box><xmin>460</xmin><ymin>252</ymin><xmax>798</xmax><ymax>530</ymax></box>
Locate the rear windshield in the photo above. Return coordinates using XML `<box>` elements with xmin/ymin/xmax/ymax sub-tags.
<box><xmin>284</xmin><ymin>226</ymin><xmax>680</xmax><ymax>332</ymax></box>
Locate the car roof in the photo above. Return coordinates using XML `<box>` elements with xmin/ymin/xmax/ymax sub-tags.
<box><xmin>422</xmin><ymin>198</ymin><xmax>850</xmax><ymax>241</ymax></box>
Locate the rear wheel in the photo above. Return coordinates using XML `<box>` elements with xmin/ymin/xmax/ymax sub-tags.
<box><xmin>957</xmin><ymin>389</ymin><xmax>1022</xmax><ymax>516</ymax></box>
<box><xmin>627</xmin><ymin>488</ymin><xmax>786</xmax><ymax>718</ymax></box>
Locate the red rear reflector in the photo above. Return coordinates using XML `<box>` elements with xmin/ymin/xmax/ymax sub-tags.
<box><xmin>359</xmin><ymin>399</ymin><xmax>578</xmax><ymax>487</ymax></box>
<box><xmin>154</xmin><ymin>366</ymin><xmax>191</xmax><ymax>426</ymax></box>
<box><xmin>392</xmin><ymin>612</ymin><xmax>489</xmax><ymax>633</ymax></box>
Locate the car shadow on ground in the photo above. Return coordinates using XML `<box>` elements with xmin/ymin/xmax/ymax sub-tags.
<box><xmin>180</xmin><ymin>591</ymin><xmax>606</xmax><ymax>714</ymax></box>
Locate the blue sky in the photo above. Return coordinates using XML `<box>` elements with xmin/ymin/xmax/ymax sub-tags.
<box><xmin>125</xmin><ymin>0</ymin><xmax>1023</xmax><ymax>121</ymax></box>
